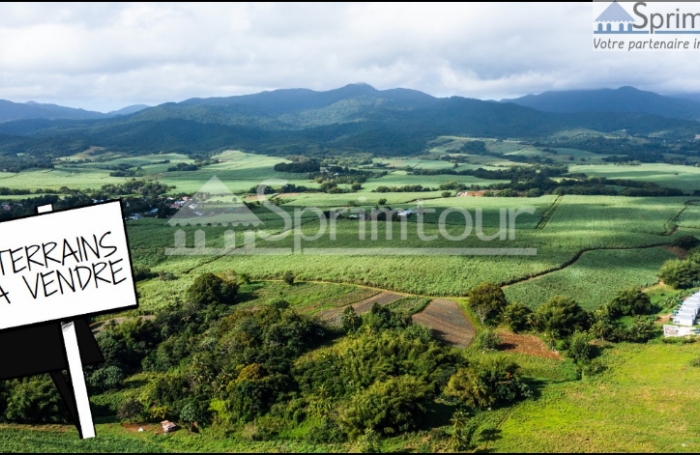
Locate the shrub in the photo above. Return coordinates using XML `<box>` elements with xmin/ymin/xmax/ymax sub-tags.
<box><xmin>283</xmin><ymin>271</ymin><xmax>295</xmax><ymax>286</ymax></box>
<box><xmin>659</xmin><ymin>259</ymin><xmax>700</xmax><ymax>289</ymax></box>
<box><xmin>475</xmin><ymin>329</ymin><xmax>501</xmax><ymax>351</ymax></box>
<box><xmin>133</xmin><ymin>265</ymin><xmax>156</xmax><ymax>282</ymax></box>
<box><xmin>187</xmin><ymin>273</ymin><xmax>238</xmax><ymax>305</ymax></box>
<box><xmin>117</xmin><ymin>398</ymin><xmax>144</xmax><ymax>423</ymax></box>
<box><xmin>441</xmin><ymin>191</ymin><xmax>452</xmax><ymax>198</ymax></box>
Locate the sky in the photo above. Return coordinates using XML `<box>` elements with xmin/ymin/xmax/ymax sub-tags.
<box><xmin>1</xmin><ymin>2</ymin><xmax>699</xmax><ymax>112</ymax></box>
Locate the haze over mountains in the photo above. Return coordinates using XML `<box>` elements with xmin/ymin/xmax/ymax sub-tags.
<box><xmin>0</xmin><ymin>84</ymin><xmax>699</xmax><ymax>158</ymax></box>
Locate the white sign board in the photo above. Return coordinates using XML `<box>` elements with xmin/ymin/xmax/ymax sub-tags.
<box><xmin>0</xmin><ymin>201</ymin><xmax>137</xmax><ymax>330</ymax></box>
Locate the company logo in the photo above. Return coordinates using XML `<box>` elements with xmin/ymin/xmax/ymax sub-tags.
<box><xmin>592</xmin><ymin>2</ymin><xmax>700</xmax><ymax>51</ymax></box>
<box><xmin>594</xmin><ymin>1</ymin><xmax>700</xmax><ymax>35</ymax></box>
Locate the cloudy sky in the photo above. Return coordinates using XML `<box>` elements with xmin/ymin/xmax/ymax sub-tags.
<box><xmin>0</xmin><ymin>2</ymin><xmax>698</xmax><ymax>112</ymax></box>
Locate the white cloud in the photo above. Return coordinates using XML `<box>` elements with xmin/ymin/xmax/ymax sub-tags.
<box><xmin>0</xmin><ymin>2</ymin><xmax>698</xmax><ymax>111</ymax></box>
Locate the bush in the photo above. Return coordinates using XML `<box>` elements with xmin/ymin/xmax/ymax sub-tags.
<box><xmin>475</xmin><ymin>330</ymin><xmax>501</xmax><ymax>351</ymax></box>
<box><xmin>622</xmin><ymin>316</ymin><xmax>656</xmax><ymax>343</ymax></box>
<box><xmin>502</xmin><ymin>302</ymin><xmax>532</xmax><ymax>332</ymax></box>
<box><xmin>660</xmin><ymin>259</ymin><xmax>700</xmax><ymax>289</ymax></box>
<box><xmin>283</xmin><ymin>271</ymin><xmax>295</xmax><ymax>286</ymax></box>
<box><xmin>441</xmin><ymin>191</ymin><xmax>452</xmax><ymax>198</ymax></box>
<box><xmin>187</xmin><ymin>273</ymin><xmax>238</xmax><ymax>305</ymax></box>
<box><xmin>377</xmin><ymin>198</ymin><xmax>387</xmax><ymax>206</ymax></box>
<box><xmin>133</xmin><ymin>265</ymin><xmax>156</xmax><ymax>282</ymax></box>
<box><xmin>118</xmin><ymin>398</ymin><xmax>144</xmax><ymax>423</ymax></box>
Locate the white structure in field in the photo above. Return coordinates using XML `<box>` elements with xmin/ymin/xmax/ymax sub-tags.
<box><xmin>670</xmin><ymin>292</ymin><xmax>700</xmax><ymax>329</ymax></box>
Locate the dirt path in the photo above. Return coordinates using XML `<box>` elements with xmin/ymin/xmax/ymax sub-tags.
<box><xmin>411</xmin><ymin>299</ymin><xmax>475</xmax><ymax>348</ymax></box>
<box><xmin>319</xmin><ymin>291</ymin><xmax>404</xmax><ymax>326</ymax></box>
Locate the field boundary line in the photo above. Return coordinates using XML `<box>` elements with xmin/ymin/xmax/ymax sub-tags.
<box><xmin>535</xmin><ymin>195</ymin><xmax>563</xmax><ymax>229</ymax></box>
<box><xmin>501</xmin><ymin>243</ymin><xmax>669</xmax><ymax>289</ymax></box>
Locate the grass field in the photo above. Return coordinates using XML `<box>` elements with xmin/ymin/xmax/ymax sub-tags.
<box><xmin>572</xmin><ymin>164</ymin><xmax>700</xmax><ymax>193</ymax></box>
<box><xmin>495</xmin><ymin>342</ymin><xmax>700</xmax><ymax>453</ymax></box>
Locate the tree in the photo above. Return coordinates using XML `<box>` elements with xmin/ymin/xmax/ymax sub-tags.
<box><xmin>468</xmin><ymin>282</ymin><xmax>508</xmax><ymax>325</ymax></box>
<box><xmin>88</xmin><ymin>365</ymin><xmax>124</xmax><ymax>392</ymax></box>
<box><xmin>531</xmin><ymin>296</ymin><xmax>591</xmax><ymax>340</ymax></box>
<box><xmin>283</xmin><ymin>270</ymin><xmax>296</xmax><ymax>286</ymax></box>
<box><xmin>502</xmin><ymin>302</ymin><xmax>532</xmax><ymax>333</ymax></box>
<box><xmin>4</xmin><ymin>376</ymin><xmax>69</xmax><ymax>424</ymax></box>
<box><xmin>444</xmin><ymin>357</ymin><xmax>530</xmax><ymax>409</ymax></box>
<box><xmin>187</xmin><ymin>272</ymin><xmax>238</xmax><ymax>305</ymax></box>
<box><xmin>118</xmin><ymin>398</ymin><xmax>144</xmax><ymax>422</ymax></box>
<box><xmin>342</xmin><ymin>306</ymin><xmax>360</xmax><ymax>333</ymax></box>
<box><xmin>567</xmin><ymin>331</ymin><xmax>592</xmax><ymax>364</ymax></box>
<box><xmin>589</xmin><ymin>309</ymin><xmax>617</xmax><ymax>342</ymax></box>
<box><xmin>660</xmin><ymin>259</ymin><xmax>700</xmax><ymax>289</ymax></box>
<box><xmin>623</xmin><ymin>316</ymin><xmax>656</xmax><ymax>343</ymax></box>
<box><xmin>608</xmin><ymin>288</ymin><xmax>652</xmax><ymax>317</ymax></box>
<box><xmin>339</xmin><ymin>376</ymin><xmax>431</xmax><ymax>438</ymax></box>
<box><xmin>451</xmin><ymin>409</ymin><xmax>478</xmax><ymax>451</ymax></box>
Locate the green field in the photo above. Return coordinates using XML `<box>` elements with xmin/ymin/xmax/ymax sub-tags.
<box><xmin>495</xmin><ymin>342</ymin><xmax>700</xmax><ymax>453</ymax></box>
<box><xmin>572</xmin><ymin>164</ymin><xmax>700</xmax><ymax>194</ymax></box>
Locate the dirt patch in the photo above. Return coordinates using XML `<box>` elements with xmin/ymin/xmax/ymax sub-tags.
<box><xmin>457</xmin><ymin>190</ymin><xmax>485</xmax><ymax>197</ymax></box>
<box><xmin>320</xmin><ymin>291</ymin><xmax>403</xmax><ymax>326</ymax></box>
<box><xmin>660</xmin><ymin>245</ymin><xmax>687</xmax><ymax>259</ymax></box>
<box><xmin>655</xmin><ymin>313</ymin><xmax>672</xmax><ymax>325</ymax></box>
<box><xmin>411</xmin><ymin>299</ymin><xmax>475</xmax><ymax>348</ymax></box>
<box><xmin>496</xmin><ymin>330</ymin><xmax>562</xmax><ymax>360</ymax></box>
<box><xmin>121</xmin><ymin>423</ymin><xmax>162</xmax><ymax>434</ymax></box>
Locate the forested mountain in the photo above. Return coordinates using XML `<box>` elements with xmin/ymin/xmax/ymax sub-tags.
<box><xmin>0</xmin><ymin>84</ymin><xmax>699</xmax><ymax>159</ymax></box>
<box><xmin>504</xmin><ymin>86</ymin><xmax>700</xmax><ymax>121</ymax></box>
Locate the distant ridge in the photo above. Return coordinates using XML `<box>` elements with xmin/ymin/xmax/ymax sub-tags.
<box><xmin>503</xmin><ymin>87</ymin><xmax>700</xmax><ymax>121</ymax></box>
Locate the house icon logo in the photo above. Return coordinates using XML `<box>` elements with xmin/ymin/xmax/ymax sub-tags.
<box><xmin>166</xmin><ymin>176</ymin><xmax>264</xmax><ymax>254</ymax></box>
<box><xmin>594</xmin><ymin>1</ymin><xmax>646</xmax><ymax>34</ymax></box>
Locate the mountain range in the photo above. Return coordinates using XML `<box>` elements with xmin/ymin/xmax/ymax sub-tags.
<box><xmin>504</xmin><ymin>86</ymin><xmax>700</xmax><ymax>121</ymax></box>
<box><xmin>0</xmin><ymin>84</ymin><xmax>698</xmax><ymax>158</ymax></box>
<box><xmin>0</xmin><ymin>100</ymin><xmax>149</xmax><ymax>123</ymax></box>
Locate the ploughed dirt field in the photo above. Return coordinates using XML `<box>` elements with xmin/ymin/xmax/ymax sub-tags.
<box><xmin>411</xmin><ymin>299</ymin><xmax>475</xmax><ymax>348</ymax></box>
<box><xmin>319</xmin><ymin>291</ymin><xmax>403</xmax><ymax>326</ymax></box>
<box><xmin>497</xmin><ymin>330</ymin><xmax>562</xmax><ymax>360</ymax></box>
